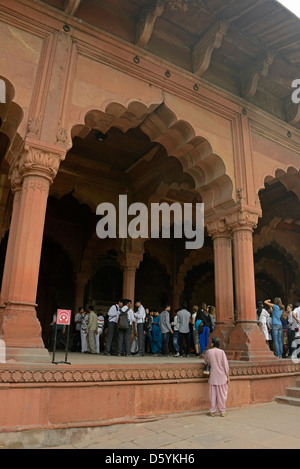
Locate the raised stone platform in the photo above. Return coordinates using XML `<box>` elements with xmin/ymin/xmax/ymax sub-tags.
<box><xmin>1</xmin><ymin>352</ymin><xmax>300</xmax><ymax>433</ymax></box>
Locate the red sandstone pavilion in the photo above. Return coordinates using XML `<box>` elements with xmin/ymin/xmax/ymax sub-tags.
<box><xmin>0</xmin><ymin>0</ymin><xmax>300</xmax><ymax>434</ymax></box>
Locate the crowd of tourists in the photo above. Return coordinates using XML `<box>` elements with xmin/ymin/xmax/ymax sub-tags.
<box><xmin>50</xmin><ymin>300</ymin><xmax>216</xmax><ymax>357</ymax></box>
<box><xmin>257</xmin><ymin>297</ymin><xmax>300</xmax><ymax>359</ymax></box>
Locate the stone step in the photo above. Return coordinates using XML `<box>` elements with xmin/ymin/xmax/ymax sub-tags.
<box><xmin>275</xmin><ymin>395</ymin><xmax>300</xmax><ymax>407</ymax></box>
<box><xmin>286</xmin><ymin>387</ymin><xmax>300</xmax><ymax>399</ymax></box>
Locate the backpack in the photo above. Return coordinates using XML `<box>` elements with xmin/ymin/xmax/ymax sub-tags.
<box><xmin>195</xmin><ymin>319</ymin><xmax>204</xmax><ymax>334</ymax></box>
<box><xmin>118</xmin><ymin>307</ymin><xmax>130</xmax><ymax>330</ymax></box>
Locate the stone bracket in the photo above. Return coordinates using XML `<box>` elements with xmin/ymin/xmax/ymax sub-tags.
<box><xmin>192</xmin><ymin>21</ymin><xmax>229</xmax><ymax>76</ymax></box>
<box><xmin>241</xmin><ymin>51</ymin><xmax>275</xmax><ymax>98</ymax></box>
<box><xmin>135</xmin><ymin>0</ymin><xmax>164</xmax><ymax>48</ymax></box>
<box><xmin>64</xmin><ymin>0</ymin><xmax>82</xmax><ymax>16</ymax></box>
<box><xmin>285</xmin><ymin>98</ymin><xmax>300</xmax><ymax>125</ymax></box>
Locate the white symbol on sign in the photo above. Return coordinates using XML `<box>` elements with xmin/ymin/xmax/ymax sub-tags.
<box><xmin>57</xmin><ymin>310</ymin><xmax>70</xmax><ymax>324</ymax></box>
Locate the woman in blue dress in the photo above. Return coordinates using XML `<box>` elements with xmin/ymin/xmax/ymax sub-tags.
<box><xmin>151</xmin><ymin>311</ymin><xmax>162</xmax><ymax>355</ymax></box>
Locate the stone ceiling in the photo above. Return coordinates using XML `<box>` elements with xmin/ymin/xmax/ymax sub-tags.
<box><xmin>38</xmin><ymin>0</ymin><xmax>300</xmax><ymax>128</ymax></box>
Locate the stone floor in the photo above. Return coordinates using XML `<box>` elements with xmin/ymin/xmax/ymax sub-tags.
<box><xmin>0</xmin><ymin>401</ymin><xmax>297</xmax><ymax>449</ymax></box>
<box><xmin>38</xmin><ymin>402</ymin><xmax>300</xmax><ymax>449</ymax></box>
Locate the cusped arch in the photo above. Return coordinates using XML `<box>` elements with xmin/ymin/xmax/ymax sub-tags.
<box><xmin>176</xmin><ymin>244</ymin><xmax>213</xmax><ymax>288</ymax></box>
<box><xmin>0</xmin><ymin>76</ymin><xmax>23</xmax><ymax>166</ymax></box>
<box><xmin>70</xmin><ymin>101</ymin><xmax>234</xmax><ymax>213</ymax></box>
<box><xmin>259</xmin><ymin>166</ymin><xmax>300</xmax><ymax>203</ymax></box>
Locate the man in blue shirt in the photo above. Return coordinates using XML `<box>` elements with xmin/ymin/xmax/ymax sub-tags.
<box><xmin>264</xmin><ymin>298</ymin><xmax>284</xmax><ymax>358</ymax></box>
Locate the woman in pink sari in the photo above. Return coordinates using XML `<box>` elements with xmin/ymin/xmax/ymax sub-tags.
<box><xmin>204</xmin><ymin>337</ymin><xmax>230</xmax><ymax>417</ymax></box>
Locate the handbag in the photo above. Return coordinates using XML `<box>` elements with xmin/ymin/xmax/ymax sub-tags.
<box><xmin>203</xmin><ymin>363</ymin><xmax>210</xmax><ymax>376</ymax></box>
<box><xmin>195</xmin><ymin>319</ymin><xmax>204</xmax><ymax>334</ymax></box>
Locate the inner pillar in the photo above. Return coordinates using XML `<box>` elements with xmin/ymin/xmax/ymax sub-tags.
<box><xmin>0</xmin><ymin>138</ymin><xmax>66</xmax><ymax>363</ymax></box>
<box><xmin>225</xmin><ymin>208</ymin><xmax>276</xmax><ymax>361</ymax></box>
<box><xmin>120</xmin><ymin>253</ymin><xmax>143</xmax><ymax>303</ymax></box>
<box><xmin>207</xmin><ymin>219</ymin><xmax>235</xmax><ymax>348</ymax></box>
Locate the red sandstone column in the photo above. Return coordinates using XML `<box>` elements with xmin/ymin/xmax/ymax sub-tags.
<box><xmin>207</xmin><ymin>219</ymin><xmax>235</xmax><ymax>348</ymax></box>
<box><xmin>225</xmin><ymin>208</ymin><xmax>275</xmax><ymax>361</ymax></box>
<box><xmin>120</xmin><ymin>253</ymin><xmax>142</xmax><ymax>303</ymax></box>
<box><xmin>0</xmin><ymin>138</ymin><xmax>66</xmax><ymax>362</ymax></box>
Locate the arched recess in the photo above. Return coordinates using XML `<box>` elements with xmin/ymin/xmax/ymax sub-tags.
<box><xmin>135</xmin><ymin>252</ymin><xmax>172</xmax><ymax>311</ymax></box>
<box><xmin>254</xmin><ymin>243</ymin><xmax>298</xmax><ymax>304</ymax></box>
<box><xmin>174</xmin><ymin>241</ymin><xmax>214</xmax><ymax>304</ymax></box>
<box><xmin>254</xmin><ymin>168</ymin><xmax>300</xmax><ymax>305</ymax></box>
<box><xmin>0</xmin><ymin>77</ymin><xmax>23</xmax><ymax>250</ymax></box>
<box><xmin>68</xmin><ymin>101</ymin><xmax>235</xmax><ymax>214</ymax></box>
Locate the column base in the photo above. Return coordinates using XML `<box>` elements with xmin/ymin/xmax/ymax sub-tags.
<box><xmin>225</xmin><ymin>321</ymin><xmax>277</xmax><ymax>361</ymax></box>
<box><xmin>210</xmin><ymin>322</ymin><xmax>235</xmax><ymax>350</ymax></box>
<box><xmin>3</xmin><ymin>346</ymin><xmax>51</xmax><ymax>364</ymax></box>
<box><xmin>0</xmin><ymin>302</ymin><xmax>51</xmax><ymax>363</ymax></box>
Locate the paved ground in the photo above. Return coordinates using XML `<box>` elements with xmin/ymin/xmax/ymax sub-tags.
<box><xmin>37</xmin><ymin>401</ymin><xmax>300</xmax><ymax>449</ymax></box>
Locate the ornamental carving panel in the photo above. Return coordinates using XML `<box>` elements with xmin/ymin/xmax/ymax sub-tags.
<box><xmin>0</xmin><ymin>362</ymin><xmax>299</xmax><ymax>384</ymax></box>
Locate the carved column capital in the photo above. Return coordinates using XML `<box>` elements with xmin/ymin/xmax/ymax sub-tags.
<box><xmin>225</xmin><ymin>208</ymin><xmax>261</xmax><ymax>232</ymax></box>
<box><xmin>119</xmin><ymin>253</ymin><xmax>143</xmax><ymax>272</ymax></box>
<box><xmin>206</xmin><ymin>218</ymin><xmax>230</xmax><ymax>239</ymax></box>
<box><xmin>18</xmin><ymin>138</ymin><xmax>66</xmax><ymax>184</ymax></box>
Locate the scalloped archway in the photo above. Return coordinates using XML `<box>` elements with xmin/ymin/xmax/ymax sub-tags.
<box><xmin>68</xmin><ymin>101</ymin><xmax>235</xmax><ymax>213</ymax></box>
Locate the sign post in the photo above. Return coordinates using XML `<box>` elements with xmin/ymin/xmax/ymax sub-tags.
<box><xmin>52</xmin><ymin>309</ymin><xmax>72</xmax><ymax>365</ymax></box>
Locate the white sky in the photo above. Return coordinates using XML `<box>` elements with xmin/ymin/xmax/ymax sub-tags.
<box><xmin>276</xmin><ymin>0</ymin><xmax>300</xmax><ymax>18</ymax></box>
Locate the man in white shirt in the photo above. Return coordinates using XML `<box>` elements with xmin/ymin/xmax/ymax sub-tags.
<box><xmin>134</xmin><ymin>300</ymin><xmax>146</xmax><ymax>356</ymax></box>
<box><xmin>118</xmin><ymin>299</ymin><xmax>135</xmax><ymax>356</ymax></box>
<box><xmin>105</xmin><ymin>300</ymin><xmax>123</xmax><ymax>356</ymax></box>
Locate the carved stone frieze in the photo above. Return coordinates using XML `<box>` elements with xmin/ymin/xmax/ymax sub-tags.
<box><xmin>0</xmin><ymin>361</ymin><xmax>299</xmax><ymax>384</ymax></box>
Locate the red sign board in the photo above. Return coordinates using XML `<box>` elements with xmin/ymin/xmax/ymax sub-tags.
<box><xmin>56</xmin><ymin>309</ymin><xmax>72</xmax><ymax>326</ymax></box>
